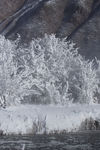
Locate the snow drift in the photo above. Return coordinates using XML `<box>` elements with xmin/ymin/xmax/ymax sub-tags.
<box><xmin>0</xmin><ymin>104</ymin><xmax>100</xmax><ymax>135</ymax></box>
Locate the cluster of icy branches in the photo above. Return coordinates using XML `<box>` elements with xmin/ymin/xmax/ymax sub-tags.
<box><xmin>0</xmin><ymin>34</ymin><xmax>100</xmax><ymax>107</ymax></box>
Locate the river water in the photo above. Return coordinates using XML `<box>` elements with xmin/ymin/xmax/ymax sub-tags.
<box><xmin>0</xmin><ymin>131</ymin><xmax>100</xmax><ymax>150</ymax></box>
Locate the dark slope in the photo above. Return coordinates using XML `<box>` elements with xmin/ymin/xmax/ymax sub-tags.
<box><xmin>0</xmin><ymin>0</ymin><xmax>100</xmax><ymax>58</ymax></box>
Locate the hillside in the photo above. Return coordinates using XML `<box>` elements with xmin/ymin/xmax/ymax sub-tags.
<box><xmin>0</xmin><ymin>0</ymin><xmax>100</xmax><ymax>58</ymax></box>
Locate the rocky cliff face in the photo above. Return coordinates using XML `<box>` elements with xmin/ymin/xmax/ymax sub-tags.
<box><xmin>0</xmin><ymin>0</ymin><xmax>25</xmax><ymax>23</ymax></box>
<box><xmin>0</xmin><ymin>0</ymin><xmax>100</xmax><ymax>59</ymax></box>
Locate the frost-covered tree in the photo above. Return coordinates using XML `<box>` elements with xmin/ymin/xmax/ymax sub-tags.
<box><xmin>25</xmin><ymin>34</ymin><xmax>99</xmax><ymax>104</ymax></box>
<box><xmin>0</xmin><ymin>36</ymin><xmax>17</xmax><ymax>107</ymax></box>
<box><xmin>0</xmin><ymin>34</ymin><xmax>99</xmax><ymax>107</ymax></box>
<box><xmin>0</xmin><ymin>36</ymin><xmax>39</xmax><ymax>108</ymax></box>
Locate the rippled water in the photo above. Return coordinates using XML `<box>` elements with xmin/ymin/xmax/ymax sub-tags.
<box><xmin>0</xmin><ymin>131</ymin><xmax>100</xmax><ymax>150</ymax></box>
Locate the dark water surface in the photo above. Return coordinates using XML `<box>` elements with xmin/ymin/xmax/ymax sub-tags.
<box><xmin>0</xmin><ymin>131</ymin><xmax>100</xmax><ymax>150</ymax></box>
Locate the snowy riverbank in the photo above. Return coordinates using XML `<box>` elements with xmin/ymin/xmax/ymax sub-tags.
<box><xmin>0</xmin><ymin>104</ymin><xmax>100</xmax><ymax>135</ymax></box>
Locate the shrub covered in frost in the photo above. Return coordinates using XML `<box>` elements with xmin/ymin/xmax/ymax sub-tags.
<box><xmin>0</xmin><ymin>34</ymin><xmax>99</xmax><ymax>107</ymax></box>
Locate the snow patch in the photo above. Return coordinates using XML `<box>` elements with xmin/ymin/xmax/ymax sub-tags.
<box><xmin>46</xmin><ymin>0</ymin><xmax>57</xmax><ymax>6</ymax></box>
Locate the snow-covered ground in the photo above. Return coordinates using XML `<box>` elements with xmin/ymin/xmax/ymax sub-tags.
<box><xmin>0</xmin><ymin>104</ymin><xmax>100</xmax><ymax>135</ymax></box>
